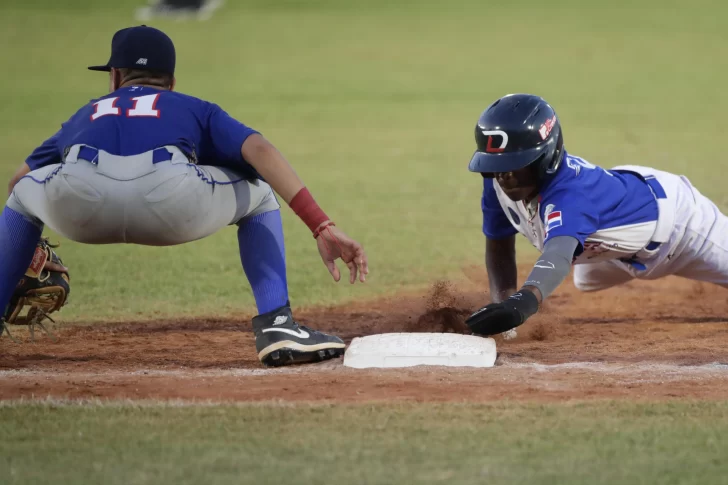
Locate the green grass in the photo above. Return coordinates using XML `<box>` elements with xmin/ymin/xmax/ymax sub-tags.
<box><xmin>1</xmin><ymin>400</ymin><xmax>728</xmax><ymax>485</ymax></box>
<box><xmin>1</xmin><ymin>0</ymin><xmax>727</xmax><ymax>321</ymax></box>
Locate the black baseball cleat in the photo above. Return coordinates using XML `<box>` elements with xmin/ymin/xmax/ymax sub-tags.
<box><xmin>253</xmin><ymin>304</ymin><xmax>346</xmax><ymax>367</ymax></box>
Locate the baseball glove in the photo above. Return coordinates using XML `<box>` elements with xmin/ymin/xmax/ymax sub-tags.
<box><xmin>2</xmin><ymin>238</ymin><xmax>70</xmax><ymax>341</ymax></box>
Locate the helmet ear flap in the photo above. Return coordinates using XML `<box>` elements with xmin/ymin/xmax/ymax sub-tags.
<box><xmin>543</xmin><ymin>127</ymin><xmax>564</xmax><ymax>176</ymax></box>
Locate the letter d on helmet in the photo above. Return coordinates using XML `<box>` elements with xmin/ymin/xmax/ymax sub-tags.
<box><xmin>481</xmin><ymin>130</ymin><xmax>509</xmax><ymax>153</ymax></box>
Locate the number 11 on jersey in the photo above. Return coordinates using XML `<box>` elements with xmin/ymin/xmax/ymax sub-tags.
<box><xmin>90</xmin><ymin>94</ymin><xmax>161</xmax><ymax>121</ymax></box>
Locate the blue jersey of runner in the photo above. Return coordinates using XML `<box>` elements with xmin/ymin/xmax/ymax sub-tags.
<box><xmin>481</xmin><ymin>152</ymin><xmax>660</xmax><ymax>262</ymax></box>
<box><xmin>25</xmin><ymin>86</ymin><xmax>260</xmax><ymax>179</ymax></box>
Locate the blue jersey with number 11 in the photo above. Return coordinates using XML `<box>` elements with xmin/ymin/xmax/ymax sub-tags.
<box><xmin>25</xmin><ymin>86</ymin><xmax>260</xmax><ymax>178</ymax></box>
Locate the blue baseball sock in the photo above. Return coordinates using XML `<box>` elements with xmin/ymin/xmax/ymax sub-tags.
<box><xmin>0</xmin><ymin>207</ymin><xmax>42</xmax><ymax>317</ymax></box>
<box><xmin>237</xmin><ymin>210</ymin><xmax>290</xmax><ymax>315</ymax></box>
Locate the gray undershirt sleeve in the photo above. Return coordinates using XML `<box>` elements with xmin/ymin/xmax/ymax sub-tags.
<box><xmin>523</xmin><ymin>236</ymin><xmax>580</xmax><ymax>301</ymax></box>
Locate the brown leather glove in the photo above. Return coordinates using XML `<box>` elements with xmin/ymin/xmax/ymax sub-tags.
<box><xmin>3</xmin><ymin>238</ymin><xmax>70</xmax><ymax>327</ymax></box>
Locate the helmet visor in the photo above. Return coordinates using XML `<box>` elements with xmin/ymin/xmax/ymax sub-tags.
<box><xmin>468</xmin><ymin>145</ymin><xmax>547</xmax><ymax>175</ymax></box>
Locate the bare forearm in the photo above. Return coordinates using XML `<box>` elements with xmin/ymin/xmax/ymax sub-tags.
<box><xmin>241</xmin><ymin>133</ymin><xmax>333</xmax><ymax>236</ymax></box>
<box><xmin>241</xmin><ymin>134</ymin><xmax>305</xmax><ymax>204</ymax></box>
<box><xmin>485</xmin><ymin>236</ymin><xmax>517</xmax><ymax>303</ymax></box>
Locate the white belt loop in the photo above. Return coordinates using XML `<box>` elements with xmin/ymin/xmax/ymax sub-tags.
<box><xmin>62</xmin><ymin>144</ymin><xmax>86</xmax><ymax>164</ymax></box>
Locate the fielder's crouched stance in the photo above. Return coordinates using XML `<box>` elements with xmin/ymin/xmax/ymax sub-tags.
<box><xmin>0</xmin><ymin>26</ymin><xmax>369</xmax><ymax>367</ymax></box>
<box><xmin>465</xmin><ymin>94</ymin><xmax>728</xmax><ymax>336</ymax></box>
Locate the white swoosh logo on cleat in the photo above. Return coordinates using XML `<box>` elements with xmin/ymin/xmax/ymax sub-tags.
<box><xmin>262</xmin><ymin>328</ymin><xmax>310</xmax><ymax>338</ymax></box>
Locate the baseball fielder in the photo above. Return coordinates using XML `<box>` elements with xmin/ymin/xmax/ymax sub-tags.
<box><xmin>0</xmin><ymin>26</ymin><xmax>369</xmax><ymax>367</ymax></box>
<box><xmin>464</xmin><ymin>93</ymin><xmax>728</xmax><ymax>336</ymax></box>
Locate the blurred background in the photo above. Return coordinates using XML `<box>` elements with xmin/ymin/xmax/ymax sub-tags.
<box><xmin>1</xmin><ymin>0</ymin><xmax>726</xmax><ymax>321</ymax></box>
<box><xmin>134</xmin><ymin>0</ymin><xmax>225</xmax><ymax>21</ymax></box>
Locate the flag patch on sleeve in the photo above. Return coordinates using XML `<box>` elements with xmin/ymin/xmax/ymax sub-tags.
<box><xmin>545</xmin><ymin>210</ymin><xmax>563</xmax><ymax>233</ymax></box>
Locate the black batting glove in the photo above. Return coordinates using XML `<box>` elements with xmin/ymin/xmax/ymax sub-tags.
<box><xmin>466</xmin><ymin>290</ymin><xmax>540</xmax><ymax>336</ymax></box>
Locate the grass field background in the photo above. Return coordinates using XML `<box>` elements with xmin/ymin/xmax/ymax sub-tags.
<box><xmin>3</xmin><ymin>400</ymin><xmax>728</xmax><ymax>485</ymax></box>
<box><xmin>2</xmin><ymin>0</ymin><xmax>727</xmax><ymax>321</ymax></box>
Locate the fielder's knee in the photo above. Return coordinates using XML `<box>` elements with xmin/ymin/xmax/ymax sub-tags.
<box><xmin>572</xmin><ymin>271</ymin><xmax>612</xmax><ymax>292</ymax></box>
<box><xmin>5</xmin><ymin>192</ymin><xmax>42</xmax><ymax>228</ymax></box>
<box><xmin>235</xmin><ymin>183</ymin><xmax>281</xmax><ymax>225</ymax></box>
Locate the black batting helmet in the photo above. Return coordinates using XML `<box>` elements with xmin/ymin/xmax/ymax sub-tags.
<box><xmin>468</xmin><ymin>94</ymin><xmax>564</xmax><ymax>178</ymax></box>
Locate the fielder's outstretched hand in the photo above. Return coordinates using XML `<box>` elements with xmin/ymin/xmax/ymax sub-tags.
<box><xmin>316</xmin><ymin>224</ymin><xmax>369</xmax><ymax>284</ymax></box>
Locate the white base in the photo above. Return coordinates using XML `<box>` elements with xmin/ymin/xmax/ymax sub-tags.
<box><xmin>343</xmin><ymin>333</ymin><xmax>497</xmax><ymax>369</ymax></box>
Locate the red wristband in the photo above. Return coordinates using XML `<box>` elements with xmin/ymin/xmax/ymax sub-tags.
<box><xmin>289</xmin><ymin>187</ymin><xmax>330</xmax><ymax>233</ymax></box>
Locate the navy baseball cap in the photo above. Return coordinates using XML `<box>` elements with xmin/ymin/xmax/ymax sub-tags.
<box><xmin>88</xmin><ymin>25</ymin><xmax>176</xmax><ymax>74</ymax></box>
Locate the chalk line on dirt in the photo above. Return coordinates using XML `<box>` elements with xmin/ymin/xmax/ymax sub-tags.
<box><xmin>1</xmin><ymin>361</ymin><xmax>727</xmax><ymax>380</ymax></box>
<box><xmin>502</xmin><ymin>361</ymin><xmax>728</xmax><ymax>372</ymax></box>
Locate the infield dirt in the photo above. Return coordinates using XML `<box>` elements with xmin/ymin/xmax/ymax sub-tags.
<box><xmin>2</xmin><ymin>268</ymin><xmax>727</xmax><ymax>403</ymax></box>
